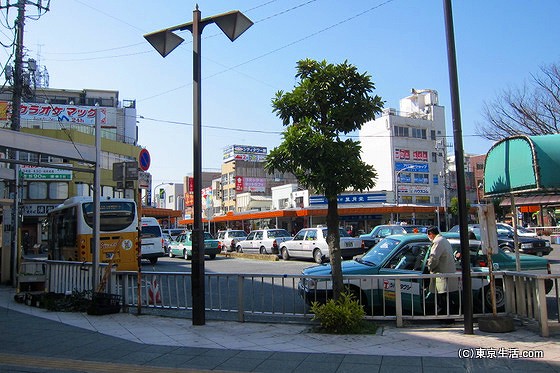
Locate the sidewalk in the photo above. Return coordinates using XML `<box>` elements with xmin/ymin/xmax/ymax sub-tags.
<box><xmin>1</xmin><ymin>286</ymin><xmax>559</xmax><ymax>372</ymax></box>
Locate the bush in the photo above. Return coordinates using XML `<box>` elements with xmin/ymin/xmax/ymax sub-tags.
<box><xmin>310</xmin><ymin>292</ymin><xmax>367</xmax><ymax>334</ymax></box>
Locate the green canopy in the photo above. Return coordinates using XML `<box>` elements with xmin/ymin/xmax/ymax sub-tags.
<box><xmin>484</xmin><ymin>134</ymin><xmax>560</xmax><ymax>197</ymax></box>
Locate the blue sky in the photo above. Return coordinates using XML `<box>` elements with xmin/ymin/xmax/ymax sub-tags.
<box><xmin>7</xmin><ymin>0</ymin><xmax>560</xmax><ymax>186</ymax></box>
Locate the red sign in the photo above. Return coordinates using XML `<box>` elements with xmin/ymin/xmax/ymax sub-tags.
<box><xmin>235</xmin><ymin>177</ymin><xmax>244</xmax><ymax>192</ymax></box>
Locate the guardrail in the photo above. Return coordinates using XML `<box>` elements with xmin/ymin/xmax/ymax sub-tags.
<box><xmin>115</xmin><ymin>270</ymin><xmax>506</xmax><ymax>325</ymax></box>
<box><xmin>502</xmin><ymin>271</ymin><xmax>560</xmax><ymax>337</ymax></box>
<box><xmin>35</xmin><ymin>260</ymin><xmax>559</xmax><ymax>333</ymax></box>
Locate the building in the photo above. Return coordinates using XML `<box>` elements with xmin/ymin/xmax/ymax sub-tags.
<box><xmin>217</xmin><ymin>145</ymin><xmax>298</xmax><ymax>214</ymax></box>
<box><xmin>360</xmin><ymin>89</ymin><xmax>447</xmax><ymax>224</ymax></box>
<box><xmin>0</xmin><ymin>87</ymin><xmax>143</xmax><ymax>282</ymax></box>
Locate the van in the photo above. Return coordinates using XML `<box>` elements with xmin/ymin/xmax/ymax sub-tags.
<box><xmin>140</xmin><ymin>217</ymin><xmax>165</xmax><ymax>264</ymax></box>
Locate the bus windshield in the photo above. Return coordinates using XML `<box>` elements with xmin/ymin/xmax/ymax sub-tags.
<box><xmin>82</xmin><ymin>201</ymin><xmax>136</xmax><ymax>231</ymax></box>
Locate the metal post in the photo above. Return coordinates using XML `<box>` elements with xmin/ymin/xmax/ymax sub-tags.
<box><xmin>191</xmin><ymin>6</ymin><xmax>205</xmax><ymax>325</ymax></box>
<box><xmin>443</xmin><ymin>0</ymin><xmax>473</xmax><ymax>334</ymax></box>
<box><xmin>92</xmin><ymin>104</ymin><xmax>101</xmax><ymax>290</ymax></box>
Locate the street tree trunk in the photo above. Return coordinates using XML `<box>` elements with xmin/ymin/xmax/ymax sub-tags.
<box><xmin>326</xmin><ymin>195</ymin><xmax>343</xmax><ymax>300</ymax></box>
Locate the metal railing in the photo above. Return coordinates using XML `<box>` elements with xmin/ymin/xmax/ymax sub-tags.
<box><xmin>35</xmin><ymin>260</ymin><xmax>559</xmax><ymax>333</ymax></box>
<box><xmin>502</xmin><ymin>271</ymin><xmax>560</xmax><ymax>337</ymax></box>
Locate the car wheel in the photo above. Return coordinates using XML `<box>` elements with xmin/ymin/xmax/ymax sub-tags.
<box><xmin>237</xmin><ymin>246</ymin><xmax>243</xmax><ymax>253</ymax></box>
<box><xmin>209</xmin><ymin>254</ymin><xmax>216</xmax><ymax>260</ymax></box>
<box><xmin>259</xmin><ymin>247</ymin><xmax>266</xmax><ymax>255</ymax></box>
<box><xmin>313</xmin><ymin>249</ymin><xmax>323</xmax><ymax>264</ymax></box>
<box><xmin>183</xmin><ymin>249</ymin><xmax>189</xmax><ymax>260</ymax></box>
<box><xmin>168</xmin><ymin>250</ymin><xmax>174</xmax><ymax>258</ymax></box>
<box><xmin>480</xmin><ymin>282</ymin><xmax>505</xmax><ymax>312</ymax></box>
<box><xmin>149</xmin><ymin>257</ymin><xmax>158</xmax><ymax>265</ymax></box>
<box><xmin>500</xmin><ymin>244</ymin><xmax>513</xmax><ymax>253</ymax></box>
<box><xmin>281</xmin><ymin>247</ymin><xmax>290</xmax><ymax>261</ymax></box>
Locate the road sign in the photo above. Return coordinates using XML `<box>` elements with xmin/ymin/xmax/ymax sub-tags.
<box><xmin>139</xmin><ymin>148</ymin><xmax>151</xmax><ymax>171</ymax></box>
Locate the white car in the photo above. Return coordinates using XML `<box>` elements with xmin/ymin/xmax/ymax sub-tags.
<box><xmin>279</xmin><ymin>227</ymin><xmax>365</xmax><ymax>264</ymax></box>
<box><xmin>496</xmin><ymin>223</ymin><xmax>537</xmax><ymax>237</ymax></box>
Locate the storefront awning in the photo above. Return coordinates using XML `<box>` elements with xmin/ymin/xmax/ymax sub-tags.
<box><xmin>484</xmin><ymin>134</ymin><xmax>560</xmax><ymax>197</ymax></box>
<box><xmin>499</xmin><ymin>195</ymin><xmax>560</xmax><ymax>206</ymax></box>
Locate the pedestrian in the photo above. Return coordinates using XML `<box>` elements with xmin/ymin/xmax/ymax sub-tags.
<box><xmin>426</xmin><ymin>226</ymin><xmax>460</xmax><ymax>317</ymax></box>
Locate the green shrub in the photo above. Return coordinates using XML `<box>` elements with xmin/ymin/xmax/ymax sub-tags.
<box><xmin>310</xmin><ymin>291</ymin><xmax>366</xmax><ymax>334</ymax></box>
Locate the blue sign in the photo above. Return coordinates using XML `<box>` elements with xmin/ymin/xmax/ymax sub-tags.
<box><xmin>395</xmin><ymin>162</ymin><xmax>429</xmax><ymax>173</ymax></box>
<box><xmin>309</xmin><ymin>193</ymin><xmax>387</xmax><ymax>205</ymax></box>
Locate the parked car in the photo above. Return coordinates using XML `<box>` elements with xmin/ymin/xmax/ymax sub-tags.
<box><xmin>449</xmin><ymin>224</ymin><xmax>552</xmax><ymax>256</ymax></box>
<box><xmin>360</xmin><ymin>224</ymin><xmax>427</xmax><ymax>248</ymax></box>
<box><xmin>168</xmin><ymin>231</ymin><xmax>221</xmax><ymax>260</ymax></box>
<box><xmin>236</xmin><ymin>229</ymin><xmax>292</xmax><ymax>255</ymax></box>
<box><xmin>140</xmin><ymin>217</ymin><xmax>166</xmax><ymax>264</ymax></box>
<box><xmin>298</xmin><ymin>233</ymin><xmax>552</xmax><ymax>314</ymax></box>
<box><xmin>280</xmin><ymin>227</ymin><xmax>365</xmax><ymax>263</ymax></box>
<box><xmin>496</xmin><ymin>223</ymin><xmax>537</xmax><ymax>237</ymax></box>
<box><xmin>162</xmin><ymin>233</ymin><xmax>173</xmax><ymax>254</ymax></box>
<box><xmin>215</xmin><ymin>229</ymin><xmax>248</xmax><ymax>252</ymax></box>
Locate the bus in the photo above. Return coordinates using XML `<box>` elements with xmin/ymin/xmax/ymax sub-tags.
<box><xmin>47</xmin><ymin>196</ymin><xmax>139</xmax><ymax>271</ymax></box>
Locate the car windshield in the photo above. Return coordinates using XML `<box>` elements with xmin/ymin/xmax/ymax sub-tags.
<box><xmin>402</xmin><ymin>226</ymin><xmax>427</xmax><ymax>233</ymax></box>
<box><xmin>229</xmin><ymin>231</ymin><xmax>246</xmax><ymax>237</ymax></box>
<box><xmin>360</xmin><ymin>237</ymin><xmax>401</xmax><ymax>266</ymax></box>
<box><xmin>203</xmin><ymin>232</ymin><xmax>214</xmax><ymax>240</ymax></box>
<box><xmin>268</xmin><ymin>229</ymin><xmax>290</xmax><ymax>238</ymax></box>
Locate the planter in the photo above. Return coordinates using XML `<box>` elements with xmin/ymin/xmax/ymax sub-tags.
<box><xmin>478</xmin><ymin>315</ymin><xmax>515</xmax><ymax>333</ymax></box>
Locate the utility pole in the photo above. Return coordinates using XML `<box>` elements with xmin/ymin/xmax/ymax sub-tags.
<box><xmin>0</xmin><ymin>0</ymin><xmax>50</xmax><ymax>285</ymax></box>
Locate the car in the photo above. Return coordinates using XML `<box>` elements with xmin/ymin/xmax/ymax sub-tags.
<box><xmin>298</xmin><ymin>233</ymin><xmax>552</xmax><ymax>314</ymax></box>
<box><xmin>280</xmin><ymin>227</ymin><xmax>365</xmax><ymax>263</ymax></box>
<box><xmin>168</xmin><ymin>231</ymin><xmax>221</xmax><ymax>260</ymax></box>
<box><xmin>235</xmin><ymin>228</ymin><xmax>293</xmax><ymax>255</ymax></box>
<box><xmin>496</xmin><ymin>223</ymin><xmax>537</xmax><ymax>237</ymax></box>
<box><xmin>215</xmin><ymin>229</ymin><xmax>248</xmax><ymax>252</ymax></box>
<box><xmin>360</xmin><ymin>224</ymin><xmax>427</xmax><ymax>248</ymax></box>
<box><xmin>140</xmin><ymin>217</ymin><xmax>166</xmax><ymax>264</ymax></box>
<box><xmin>162</xmin><ymin>233</ymin><xmax>173</xmax><ymax>254</ymax></box>
<box><xmin>449</xmin><ymin>224</ymin><xmax>552</xmax><ymax>256</ymax></box>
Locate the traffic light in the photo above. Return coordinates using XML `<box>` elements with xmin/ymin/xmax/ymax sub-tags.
<box><xmin>159</xmin><ymin>188</ymin><xmax>165</xmax><ymax>199</ymax></box>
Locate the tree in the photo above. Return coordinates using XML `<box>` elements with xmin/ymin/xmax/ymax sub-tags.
<box><xmin>477</xmin><ymin>62</ymin><xmax>560</xmax><ymax>141</ymax></box>
<box><xmin>265</xmin><ymin>59</ymin><xmax>384</xmax><ymax>300</ymax></box>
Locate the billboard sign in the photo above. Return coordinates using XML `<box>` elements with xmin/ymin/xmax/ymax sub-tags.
<box><xmin>223</xmin><ymin>144</ymin><xmax>267</xmax><ymax>162</ymax></box>
<box><xmin>1</xmin><ymin>100</ymin><xmax>107</xmax><ymax>125</ymax></box>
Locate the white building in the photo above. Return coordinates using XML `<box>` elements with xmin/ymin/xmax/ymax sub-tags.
<box><xmin>360</xmin><ymin>89</ymin><xmax>447</xmax><ymax>207</ymax></box>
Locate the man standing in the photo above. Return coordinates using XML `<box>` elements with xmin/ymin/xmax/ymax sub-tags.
<box><xmin>426</xmin><ymin>226</ymin><xmax>459</xmax><ymax>315</ymax></box>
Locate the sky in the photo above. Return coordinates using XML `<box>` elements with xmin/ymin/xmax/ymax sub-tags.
<box><xmin>3</xmin><ymin>0</ymin><xmax>560</xmax><ymax>187</ymax></box>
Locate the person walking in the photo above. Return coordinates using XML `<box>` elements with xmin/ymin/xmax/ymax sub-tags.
<box><xmin>426</xmin><ymin>226</ymin><xmax>459</xmax><ymax>316</ymax></box>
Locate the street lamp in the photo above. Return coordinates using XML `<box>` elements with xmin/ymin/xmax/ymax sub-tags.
<box><xmin>153</xmin><ymin>182</ymin><xmax>174</xmax><ymax>208</ymax></box>
<box><xmin>394</xmin><ymin>165</ymin><xmax>416</xmax><ymax>222</ymax></box>
<box><xmin>144</xmin><ymin>6</ymin><xmax>252</xmax><ymax>326</ymax></box>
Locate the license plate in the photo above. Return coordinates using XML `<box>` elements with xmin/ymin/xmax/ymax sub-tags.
<box><xmin>345</xmin><ymin>242</ymin><xmax>353</xmax><ymax>247</ymax></box>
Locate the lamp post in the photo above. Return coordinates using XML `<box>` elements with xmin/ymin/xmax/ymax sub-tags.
<box><xmin>144</xmin><ymin>6</ymin><xmax>252</xmax><ymax>325</ymax></box>
<box><xmin>153</xmin><ymin>182</ymin><xmax>174</xmax><ymax>208</ymax></box>
<box><xmin>394</xmin><ymin>165</ymin><xmax>415</xmax><ymax>223</ymax></box>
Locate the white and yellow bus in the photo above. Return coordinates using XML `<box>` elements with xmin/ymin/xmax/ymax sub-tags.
<box><xmin>47</xmin><ymin>196</ymin><xmax>139</xmax><ymax>271</ymax></box>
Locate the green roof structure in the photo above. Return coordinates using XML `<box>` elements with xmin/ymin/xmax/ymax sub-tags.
<box><xmin>484</xmin><ymin>134</ymin><xmax>560</xmax><ymax>197</ymax></box>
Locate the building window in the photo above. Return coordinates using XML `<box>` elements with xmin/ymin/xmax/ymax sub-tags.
<box><xmin>393</xmin><ymin>126</ymin><xmax>409</xmax><ymax>137</ymax></box>
<box><xmin>411</xmin><ymin>128</ymin><xmax>427</xmax><ymax>139</ymax></box>
<box><xmin>416</xmin><ymin>196</ymin><xmax>430</xmax><ymax>204</ymax></box>
<box><xmin>413</xmin><ymin>173</ymin><xmax>429</xmax><ymax>184</ymax></box>
<box><xmin>397</xmin><ymin>172</ymin><xmax>412</xmax><ymax>183</ymax></box>
<box><xmin>76</xmin><ymin>183</ymin><xmax>91</xmax><ymax>196</ymax></box>
<box><xmin>49</xmin><ymin>182</ymin><xmax>69</xmax><ymax>199</ymax></box>
<box><xmin>434</xmin><ymin>196</ymin><xmax>440</xmax><ymax>205</ymax></box>
<box><xmin>431</xmin><ymin>152</ymin><xmax>438</xmax><ymax>162</ymax></box>
<box><xmin>476</xmin><ymin>163</ymin><xmax>484</xmax><ymax>170</ymax></box>
<box><xmin>431</xmin><ymin>130</ymin><xmax>436</xmax><ymax>140</ymax></box>
<box><xmin>102</xmin><ymin>185</ymin><xmax>113</xmax><ymax>197</ymax></box>
<box><xmin>28</xmin><ymin>182</ymin><xmax>48</xmax><ymax>199</ymax></box>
